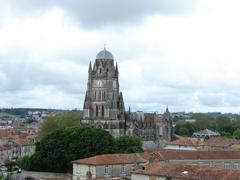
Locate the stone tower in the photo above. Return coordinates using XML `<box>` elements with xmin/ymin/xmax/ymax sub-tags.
<box><xmin>81</xmin><ymin>48</ymin><xmax>125</xmax><ymax>137</ymax></box>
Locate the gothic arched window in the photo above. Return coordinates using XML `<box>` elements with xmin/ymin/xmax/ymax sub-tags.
<box><xmin>98</xmin><ymin>91</ymin><xmax>101</xmax><ymax>100</ymax></box>
<box><xmin>96</xmin><ymin>105</ymin><xmax>98</xmax><ymax>117</ymax></box>
<box><xmin>102</xmin><ymin>105</ymin><xmax>104</xmax><ymax>117</ymax></box>
<box><xmin>103</xmin><ymin>91</ymin><xmax>105</xmax><ymax>100</ymax></box>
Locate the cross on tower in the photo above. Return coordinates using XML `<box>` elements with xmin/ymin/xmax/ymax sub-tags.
<box><xmin>104</xmin><ymin>42</ymin><xmax>107</xmax><ymax>50</ymax></box>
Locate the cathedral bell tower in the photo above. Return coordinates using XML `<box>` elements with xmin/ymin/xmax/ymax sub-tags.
<box><xmin>81</xmin><ymin>48</ymin><xmax>125</xmax><ymax>137</ymax></box>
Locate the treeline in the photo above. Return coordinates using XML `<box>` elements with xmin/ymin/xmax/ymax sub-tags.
<box><xmin>17</xmin><ymin>110</ymin><xmax>142</xmax><ymax>173</ymax></box>
<box><xmin>175</xmin><ymin>113</ymin><xmax>240</xmax><ymax>138</ymax></box>
<box><xmin>0</xmin><ymin>108</ymin><xmax>66</xmax><ymax>116</ymax></box>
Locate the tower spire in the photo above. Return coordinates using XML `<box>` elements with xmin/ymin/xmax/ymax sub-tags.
<box><xmin>166</xmin><ymin>106</ymin><xmax>169</xmax><ymax>113</ymax></box>
<box><xmin>115</xmin><ymin>62</ymin><xmax>119</xmax><ymax>73</ymax></box>
<box><xmin>88</xmin><ymin>61</ymin><xmax>92</xmax><ymax>72</ymax></box>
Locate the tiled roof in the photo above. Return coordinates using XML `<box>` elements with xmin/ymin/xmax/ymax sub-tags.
<box><xmin>72</xmin><ymin>153</ymin><xmax>147</xmax><ymax>165</ymax></box>
<box><xmin>168</xmin><ymin>137</ymin><xmax>205</xmax><ymax>147</ymax></box>
<box><xmin>150</xmin><ymin>150</ymin><xmax>240</xmax><ymax>160</ymax></box>
<box><xmin>0</xmin><ymin>145</ymin><xmax>11</xmax><ymax>151</ymax></box>
<box><xmin>205</xmin><ymin>137</ymin><xmax>235</xmax><ymax>147</ymax></box>
<box><xmin>167</xmin><ymin>136</ymin><xmax>236</xmax><ymax>149</ymax></box>
<box><xmin>132</xmin><ymin>162</ymin><xmax>240</xmax><ymax>180</ymax></box>
<box><xmin>11</xmin><ymin>138</ymin><xmax>33</xmax><ymax>146</ymax></box>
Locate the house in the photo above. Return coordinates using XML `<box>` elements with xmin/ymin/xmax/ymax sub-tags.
<box><xmin>0</xmin><ymin>128</ymin><xmax>36</xmax><ymax>161</ymax></box>
<box><xmin>131</xmin><ymin>162</ymin><xmax>240</xmax><ymax>180</ymax></box>
<box><xmin>10</xmin><ymin>138</ymin><xmax>35</xmax><ymax>157</ymax></box>
<box><xmin>72</xmin><ymin>153</ymin><xmax>147</xmax><ymax>180</ymax></box>
<box><xmin>0</xmin><ymin>145</ymin><xmax>11</xmax><ymax>163</ymax></box>
<box><xmin>164</xmin><ymin>136</ymin><xmax>237</xmax><ymax>151</ymax></box>
<box><xmin>192</xmin><ymin>129</ymin><xmax>220</xmax><ymax>139</ymax></box>
<box><xmin>148</xmin><ymin>149</ymin><xmax>240</xmax><ymax>169</ymax></box>
<box><xmin>204</xmin><ymin>136</ymin><xmax>236</xmax><ymax>150</ymax></box>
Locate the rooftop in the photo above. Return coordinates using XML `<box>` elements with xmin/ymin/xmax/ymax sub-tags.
<box><xmin>72</xmin><ymin>153</ymin><xmax>147</xmax><ymax>165</ymax></box>
<box><xmin>167</xmin><ymin>136</ymin><xmax>235</xmax><ymax>149</ymax></box>
<box><xmin>168</xmin><ymin>137</ymin><xmax>205</xmax><ymax>147</ymax></box>
<box><xmin>149</xmin><ymin>149</ymin><xmax>240</xmax><ymax>161</ymax></box>
<box><xmin>132</xmin><ymin>162</ymin><xmax>240</xmax><ymax>180</ymax></box>
<box><xmin>192</xmin><ymin>129</ymin><xmax>220</xmax><ymax>137</ymax></box>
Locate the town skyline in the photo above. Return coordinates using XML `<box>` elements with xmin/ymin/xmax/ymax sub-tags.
<box><xmin>0</xmin><ymin>0</ymin><xmax>240</xmax><ymax>113</ymax></box>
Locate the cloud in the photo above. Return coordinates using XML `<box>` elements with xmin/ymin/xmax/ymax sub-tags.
<box><xmin>0</xmin><ymin>0</ymin><xmax>240</xmax><ymax>112</ymax></box>
<box><xmin>1</xmin><ymin>0</ymin><xmax>197</xmax><ymax>28</ymax></box>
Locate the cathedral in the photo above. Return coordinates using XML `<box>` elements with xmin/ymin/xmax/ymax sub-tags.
<box><xmin>82</xmin><ymin>48</ymin><xmax>125</xmax><ymax>137</ymax></box>
<box><xmin>82</xmin><ymin>48</ymin><xmax>173</xmax><ymax>143</ymax></box>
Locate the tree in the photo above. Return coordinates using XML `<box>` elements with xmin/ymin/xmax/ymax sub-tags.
<box><xmin>115</xmin><ymin>135</ymin><xmax>142</xmax><ymax>153</ymax></box>
<box><xmin>175</xmin><ymin>123</ymin><xmax>195</xmax><ymax>136</ymax></box>
<box><xmin>216</xmin><ymin>116</ymin><xmax>233</xmax><ymax>135</ymax></box>
<box><xmin>233</xmin><ymin>128</ymin><xmax>240</xmax><ymax>139</ymax></box>
<box><xmin>4</xmin><ymin>159</ymin><xmax>14</xmax><ymax>172</ymax></box>
<box><xmin>39</xmin><ymin>110</ymin><xmax>82</xmax><ymax>139</ymax></box>
<box><xmin>17</xmin><ymin>156</ymin><xmax>31</xmax><ymax>170</ymax></box>
<box><xmin>178</xmin><ymin>127</ymin><xmax>190</xmax><ymax>136</ymax></box>
<box><xmin>194</xmin><ymin>115</ymin><xmax>215</xmax><ymax>131</ymax></box>
<box><xmin>27</xmin><ymin>126</ymin><xmax>115</xmax><ymax>172</ymax></box>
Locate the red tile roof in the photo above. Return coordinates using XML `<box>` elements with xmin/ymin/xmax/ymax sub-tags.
<box><xmin>168</xmin><ymin>137</ymin><xmax>205</xmax><ymax>147</ymax></box>
<box><xmin>11</xmin><ymin>138</ymin><xmax>33</xmax><ymax>146</ymax></box>
<box><xmin>0</xmin><ymin>145</ymin><xmax>11</xmax><ymax>151</ymax></box>
<box><xmin>205</xmin><ymin>137</ymin><xmax>235</xmax><ymax>147</ymax></box>
<box><xmin>149</xmin><ymin>149</ymin><xmax>240</xmax><ymax>161</ymax></box>
<box><xmin>133</xmin><ymin>162</ymin><xmax>240</xmax><ymax>180</ymax></box>
<box><xmin>72</xmin><ymin>153</ymin><xmax>147</xmax><ymax>165</ymax></box>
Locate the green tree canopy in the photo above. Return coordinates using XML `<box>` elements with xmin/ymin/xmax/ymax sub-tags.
<box><xmin>233</xmin><ymin>128</ymin><xmax>240</xmax><ymax>139</ymax></box>
<box><xmin>29</xmin><ymin>126</ymin><xmax>115</xmax><ymax>172</ymax></box>
<box><xmin>19</xmin><ymin>126</ymin><xmax>144</xmax><ymax>173</ymax></box>
<box><xmin>115</xmin><ymin>135</ymin><xmax>143</xmax><ymax>153</ymax></box>
<box><xmin>39</xmin><ymin>110</ymin><xmax>82</xmax><ymax>139</ymax></box>
<box><xmin>175</xmin><ymin>123</ymin><xmax>196</xmax><ymax>136</ymax></box>
<box><xmin>175</xmin><ymin>114</ymin><xmax>240</xmax><ymax>138</ymax></box>
<box><xmin>178</xmin><ymin>127</ymin><xmax>190</xmax><ymax>136</ymax></box>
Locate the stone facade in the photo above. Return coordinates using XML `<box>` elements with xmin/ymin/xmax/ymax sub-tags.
<box><xmin>129</xmin><ymin>108</ymin><xmax>173</xmax><ymax>143</ymax></box>
<box><xmin>82</xmin><ymin>48</ymin><xmax>125</xmax><ymax>137</ymax></box>
<box><xmin>72</xmin><ymin>153</ymin><xmax>147</xmax><ymax>180</ymax></box>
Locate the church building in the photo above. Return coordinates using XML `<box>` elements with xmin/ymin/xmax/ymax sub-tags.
<box><xmin>82</xmin><ymin>48</ymin><xmax>173</xmax><ymax>143</ymax></box>
<box><xmin>81</xmin><ymin>48</ymin><xmax>125</xmax><ymax>137</ymax></box>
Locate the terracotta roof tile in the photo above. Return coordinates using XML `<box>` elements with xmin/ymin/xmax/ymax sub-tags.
<box><xmin>73</xmin><ymin>153</ymin><xmax>147</xmax><ymax>165</ymax></box>
<box><xmin>133</xmin><ymin>162</ymin><xmax>240</xmax><ymax>180</ymax></box>
<box><xmin>168</xmin><ymin>137</ymin><xmax>205</xmax><ymax>146</ymax></box>
<box><xmin>150</xmin><ymin>149</ymin><xmax>240</xmax><ymax>160</ymax></box>
<box><xmin>11</xmin><ymin>138</ymin><xmax>33</xmax><ymax>146</ymax></box>
<box><xmin>205</xmin><ymin>137</ymin><xmax>235</xmax><ymax>147</ymax></box>
<box><xmin>0</xmin><ymin>145</ymin><xmax>11</xmax><ymax>151</ymax></box>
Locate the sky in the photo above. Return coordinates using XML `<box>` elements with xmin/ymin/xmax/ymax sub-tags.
<box><xmin>0</xmin><ymin>0</ymin><xmax>240</xmax><ymax>113</ymax></box>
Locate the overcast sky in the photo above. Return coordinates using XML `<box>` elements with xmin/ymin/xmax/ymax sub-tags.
<box><xmin>0</xmin><ymin>0</ymin><xmax>240</xmax><ymax>113</ymax></box>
